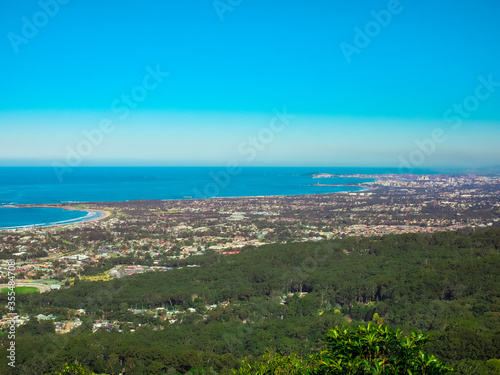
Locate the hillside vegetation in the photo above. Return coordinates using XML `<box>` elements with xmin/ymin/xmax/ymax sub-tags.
<box><xmin>1</xmin><ymin>228</ymin><xmax>499</xmax><ymax>374</ymax></box>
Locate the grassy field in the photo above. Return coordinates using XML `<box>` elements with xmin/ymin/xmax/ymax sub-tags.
<box><xmin>26</xmin><ymin>279</ymin><xmax>60</xmax><ymax>285</ymax></box>
<box><xmin>1</xmin><ymin>286</ymin><xmax>40</xmax><ymax>294</ymax></box>
<box><xmin>68</xmin><ymin>204</ymin><xmax>88</xmax><ymax>210</ymax></box>
<box><xmin>68</xmin><ymin>271</ymin><xmax>112</xmax><ymax>284</ymax></box>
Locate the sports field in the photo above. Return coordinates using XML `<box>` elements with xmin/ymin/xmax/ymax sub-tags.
<box><xmin>1</xmin><ymin>286</ymin><xmax>40</xmax><ymax>294</ymax></box>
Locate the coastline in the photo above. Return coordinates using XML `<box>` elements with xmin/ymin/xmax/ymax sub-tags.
<box><xmin>29</xmin><ymin>205</ymin><xmax>113</xmax><ymax>225</ymax></box>
<box><xmin>51</xmin><ymin>205</ymin><xmax>112</xmax><ymax>222</ymax></box>
<box><xmin>84</xmin><ymin>209</ymin><xmax>112</xmax><ymax>222</ymax></box>
<box><xmin>0</xmin><ymin>186</ymin><xmax>369</xmax><ymax>230</ymax></box>
<box><xmin>165</xmin><ymin>187</ymin><xmax>369</xmax><ymax>201</ymax></box>
<box><xmin>0</xmin><ymin>173</ymin><xmax>377</xmax><ymax>230</ymax></box>
<box><xmin>0</xmin><ymin>205</ymin><xmax>112</xmax><ymax>231</ymax></box>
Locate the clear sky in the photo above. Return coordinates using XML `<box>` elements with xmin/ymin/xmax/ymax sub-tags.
<box><xmin>1</xmin><ymin>0</ymin><xmax>499</xmax><ymax>168</ymax></box>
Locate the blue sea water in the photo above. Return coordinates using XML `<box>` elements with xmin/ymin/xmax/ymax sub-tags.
<box><xmin>0</xmin><ymin>207</ymin><xmax>102</xmax><ymax>230</ymax></box>
<box><xmin>0</xmin><ymin>166</ymin><xmax>426</xmax><ymax>229</ymax></box>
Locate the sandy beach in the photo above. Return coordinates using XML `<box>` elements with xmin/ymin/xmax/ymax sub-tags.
<box><xmin>0</xmin><ymin>205</ymin><xmax>112</xmax><ymax>231</ymax></box>
<box><xmin>46</xmin><ymin>206</ymin><xmax>113</xmax><ymax>225</ymax></box>
<box><xmin>85</xmin><ymin>209</ymin><xmax>112</xmax><ymax>222</ymax></box>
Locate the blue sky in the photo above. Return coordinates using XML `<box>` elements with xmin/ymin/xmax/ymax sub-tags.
<box><xmin>1</xmin><ymin>0</ymin><xmax>499</xmax><ymax>168</ymax></box>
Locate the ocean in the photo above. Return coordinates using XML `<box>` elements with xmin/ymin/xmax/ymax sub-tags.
<box><xmin>0</xmin><ymin>207</ymin><xmax>103</xmax><ymax>230</ymax></box>
<box><xmin>0</xmin><ymin>166</ymin><xmax>418</xmax><ymax>229</ymax></box>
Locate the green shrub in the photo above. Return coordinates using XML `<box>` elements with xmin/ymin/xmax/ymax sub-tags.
<box><xmin>233</xmin><ymin>323</ymin><xmax>453</xmax><ymax>374</ymax></box>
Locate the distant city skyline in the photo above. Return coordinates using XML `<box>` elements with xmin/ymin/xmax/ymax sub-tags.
<box><xmin>1</xmin><ymin>0</ymin><xmax>499</xmax><ymax>168</ymax></box>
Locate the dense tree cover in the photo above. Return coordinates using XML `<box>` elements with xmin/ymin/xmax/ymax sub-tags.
<box><xmin>54</xmin><ymin>362</ymin><xmax>97</xmax><ymax>375</ymax></box>
<box><xmin>234</xmin><ymin>324</ymin><xmax>452</xmax><ymax>374</ymax></box>
<box><xmin>1</xmin><ymin>228</ymin><xmax>499</xmax><ymax>374</ymax></box>
<box><xmin>79</xmin><ymin>255</ymin><xmax>143</xmax><ymax>277</ymax></box>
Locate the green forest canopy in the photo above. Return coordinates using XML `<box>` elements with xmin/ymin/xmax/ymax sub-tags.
<box><xmin>1</xmin><ymin>228</ymin><xmax>499</xmax><ymax>374</ymax></box>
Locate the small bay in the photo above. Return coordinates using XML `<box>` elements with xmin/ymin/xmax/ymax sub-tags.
<box><xmin>0</xmin><ymin>206</ymin><xmax>101</xmax><ymax>230</ymax></box>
